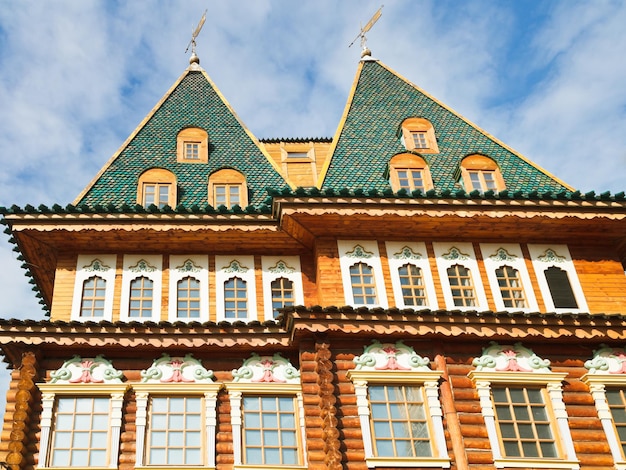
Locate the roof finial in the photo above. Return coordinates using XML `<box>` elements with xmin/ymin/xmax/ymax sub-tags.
<box><xmin>348</xmin><ymin>5</ymin><xmax>383</xmax><ymax>60</ymax></box>
<box><xmin>185</xmin><ymin>9</ymin><xmax>207</xmax><ymax>68</ymax></box>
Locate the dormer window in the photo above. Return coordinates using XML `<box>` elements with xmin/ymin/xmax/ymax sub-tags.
<box><xmin>389</xmin><ymin>153</ymin><xmax>433</xmax><ymax>193</ymax></box>
<box><xmin>459</xmin><ymin>154</ymin><xmax>505</xmax><ymax>193</ymax></box>
<box><xmin>208</xmin><ymin>169</ymin><xmax>248</xmax><ymax>208</ymax></box>
<box><xmin>399</xmin><ymin>117</ymin><xmax>439</xmax><ymax>154</ymax></box>
<box><xmin>137</xmin><ymin>168</ymin><xmax>177</xmax><ymax>208</ymax></box>
<box><xmin>177</xmin><ymin>127</ymin><xmax>208</xmax><ymax>163</ymax></box>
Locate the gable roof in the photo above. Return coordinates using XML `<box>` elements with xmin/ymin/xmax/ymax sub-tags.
<box><xmin>75</xmin><ymin>64</ymin><xmax>289</xmax><ymax>208</ymax></box>
<box><xmin>319</xmin><ymin>59</ymin><xmax>573</xmax><ymax>193</ymax></box>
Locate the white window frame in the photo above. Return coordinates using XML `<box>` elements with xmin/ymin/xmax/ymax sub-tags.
<box><xmin>479</xmin><ymin>243</ymin><xmax>539</xmax><ymax>313</ymax></box>
<box><xmin>215</xmin><ymin>255</ymin><xmax>257</xmax><ymax>322</ymax></box>
<box><xmin>261</xmin><ymin>256</ymin><xmax>304</xmax><ymax>321</ymax></box>
<box><xmin>71</xmin><ymin>254</ymin><xmax>117</xmax><ymax>321</ymax></box>
<box><xmin>385</xmin><ymin>242</ymin><xmax>438</xmax><ymax>310</ymax></box>
<box><xmin>582</xmin><ymin>345</ymin><xmax>626</xmax><ymax>470</ymax></box>
<box><xmin>168</xmin><ymin>255</ymin><xmax>209</xmax><ymax>323</ymax></box>
<box><xmin>527</xmin><ymin>244</ymin><xmax>588</xmax><ymax>313</ymax></box>
<box><xmin>133</xmin><ymin>383</ymin><xmax>221</xmax><ymax>470</ymax></box>
<box><xmin>337</xmin><ymin>240</ymin><xmax>388</xmax><ymax>308</ymax></box>
<box><xmin>432</xmin><ymin>242</ymin><xmax>489</xmax><ymax>311</ymax></box>
<box><xmin>120</xmin><ymin>255</ymin><xmax>162</xmax><ymax>322</ymax></box>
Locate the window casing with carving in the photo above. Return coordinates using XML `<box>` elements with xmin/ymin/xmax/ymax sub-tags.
<box><xmin>433</xmin><ymin>242</ymin><xmax>489</xmax><ymax>311</ymax></box>
<box><xmin>120</xmin><ymin>255</ymin><xmax>163</xmax><ymax>322</ymax></box>
<box><xmin>469</xmin><ymin>343</ymin><xmax>579</xmax><ymax>469</ymax></box>
<box><xmin>399</xmin><ymin>117</ymin><xmax>439</xmax><ymax>154</ymax></box>
<box><xmin>71</xmin><ymin>254</ymin><xmax>117</xmax><ymax>322</ymax></box>
<box><xmin>168</xmin><ymin>255</ymin><xmax>209</xmax><ymax>323</ymax></box>
<box><xmin>338</xmin><ymin>240</ymin><xmax>388</xmax><ymax>308</ymax></box>
<box><xmin>528</xmin><ymin>244</ymin><xmax>588</xmax><ymax>313</ymax></box>
<box><xmin>388</xmin><ymin>154</ymin><xmax>434</xmax><ymax>193</ymax></box>
<box><xmin>215</xmin><ymin>255</ymin><xmax>257</xmax><ymax>322</ymax></box>
<box><xmin>261</xmin><ymin>255</ymin><xmax>304</xmax><ymax>320</ymax></box>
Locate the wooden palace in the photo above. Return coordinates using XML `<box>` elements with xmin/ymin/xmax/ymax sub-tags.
<box><xmin>1</xmin><ymin>45</ymin><xmax>626</xmax><ymax>470</ymax></box>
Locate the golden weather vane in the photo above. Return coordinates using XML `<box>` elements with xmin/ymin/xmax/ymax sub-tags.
<box><xmin>348</xmin><ymin>5</ymin><xmax>383</xmax><ymax>55</ymax></box>
<box><xmin>185</xmin><ymin>9</ymin><xmax>207</xmax><ymax>56</ymax></box>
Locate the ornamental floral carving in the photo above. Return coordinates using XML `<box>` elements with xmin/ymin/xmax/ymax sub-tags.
<box><xmin>222</xmin><ymin>260</ymin><xmax>249</xmax><ymax>273</ymax></box>
<box><xmin>141</xmin><ymin>353</ymin><xmax>214</xmax><ymax>383</ymax></box>
<box><xmin>392</xmin><ymin>246</ymin><xmax>423</xmax><ymax>260</ymax></box>
<box><xmin>129</xmin><ymin>259</ymin><xmax>157</xmax><ymax>273</ymax></box>
<box><xmin>50</xmin><ymin>355</ymin><xmax>124</xmax><ymax>384</ymax></box>
<box><xmin>489</xmin><ymin>248</ymin><xmax>517</xmax><ymax>262</ymax></box>
<box><xmin>232</xmin><ymin>353</ymin><xmax>300</xmax><ymax>383</ymax></box>
<box><xmin>176</xmin><ymin>259</ymin><xmax>201</xmax><ymax>273</ymax></box>
<box><xmin>472</xmin><ymin>342</ymin><xmax>551</xmax><ymax>372</ymax></box>
<box><xmin>585</xmin><ymin>345</ymin><xmax>626</xmax><ymax>374</ymax></box>
<box><xmin>83</xmin><ymin>258</ymin><xmax>111</xmax><ymax>272</ymax></box>
<box><xmin>345</xmin><ymin>245</ymin><xmax>374</xmax><ymax>259</ymax></box>
<box><xmin>353</xmin><ymin>340</ymin><xmax>431</xmax><ymax>371</ymax></box>
<box><xmin>537</xmin><ymin>249</ymin><xmax>566</xmax><ymax>263</ymax></box>
<box><xmin>268</xmin><ymin>260</ymin><xmax>295</xmax><ymax>274</ymax></box>
<box><xmin>442</xmin><ymin>247</ymin><xmax>470</xmax><ymax>261</ymax></box>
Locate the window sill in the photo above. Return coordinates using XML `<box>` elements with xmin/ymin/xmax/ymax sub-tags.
<box><xmin>366</xmin><ymin>457</ymin><xmax>451</xmax><ymax>468</ymax></box>
<box><xmin>234</xmin><ymin>466</ymin><xmax>307</xmax><ymax>470</ymax></box>
<box><xmin>493</xmin><ymin>458</ymin><xmax>579</xmax><ymax>469</ymax></box>
<box><xmin>136</xmin><ymin>466</ymin><xmax>215</xmax><ymax>470</ymax></box>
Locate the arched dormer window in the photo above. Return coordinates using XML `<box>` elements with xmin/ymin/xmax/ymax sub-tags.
<box><xmin>399</xmin><ymin>117</ymin><xmax>439</xmax><ymax>154</ymax></box>
<box><xmin>137</xmin><ymin>168</ymin><xmax>177</xmax><ymax>208</ymax></box>
<box><xmin>176</xmin><ymin>127</ymin><xmax>208</xmax><ymax>163</ymax></box>
<box><xmin>459</xmin><ymin>154</ymin><xmax>505</xmax><ymax>193</ymax></box>
<box><xmin>208</xmin><ymin>168</ymin><xmax>248</xmax><ymax>208</ymax></box>
<box><xmin>389</xmin><ymin>153</ymin><xmax>434</xmax><ymax>193</ymax></box>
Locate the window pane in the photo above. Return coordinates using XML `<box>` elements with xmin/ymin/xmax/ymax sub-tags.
<box><xmin>368</xmin><ymin>385</ymin><xmax>431</xmax><ymax>458</ymax></box>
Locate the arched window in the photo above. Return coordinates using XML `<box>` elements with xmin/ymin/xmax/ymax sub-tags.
<box><xmin>447</xmin><ymin>264</ymin><xmax>476</xmax><ymax>307</ymax></box>
<box><xmin>208</xmin><ymin>168</ymin><xmax>248</xmax><ymax>208</ymax></box>
<box><xmin>177</xmin><ymin>276</ymin><xmax>201</xmax><ymax>319</ymax></box>
<box><xmin>177</xmin><ymin>127</ymin><xmax>208</xmax><ymax>163</ymax></box>
<box><xmin>129</xmin><ymin>276</ymin><xmax>154</xmax><ymax>318</ymax></box>
<box><xmin>80</xmin><ymin>276</ymin><xmax>107</xmax><ymax>318</ymax></box>
<box><xmin>224</xmin><ymin>277</ymin><xmax>248</xmax><ymax>319</ymax></box>
<box><xmin>389</xmin><ymin>154</ymin><xmax>433</xmax><ymax>193</ymax></box>
<box><xmin>495</xmin><ymin>266</ymin><xmax>527</xmax><ymax>309</ymax></box>
<box><xmin>459</xmin><ymin>154</ymin><xmax>505</xmax><ymax>193</ymax></box>
<box><xmin>544</xmin><ymin>266</ymin><xmax>578</xmax><ymax>309</ymax></box>
<box><xmin>350</xmin><ymin>262</ymin><xmax>378</xmax><ymax>305</ymax></box>
<box><xmin>137</xmin><ymin>168</ymin><xmax>177</xmax><ymax>208</ymax></box>
<box><xmin>398</xmin><ymin>264</ymin><xmax>426</xmax><ymax>306</ymax></box>
<box><xmin>270</xmin><ymin>277</ymin><xmax>294</xmax><ymax>318</ymax></box>
<box><xmin>399</xmin><ymin>117</ymin><xmax>439</xmax><ymax>154</ymax></box>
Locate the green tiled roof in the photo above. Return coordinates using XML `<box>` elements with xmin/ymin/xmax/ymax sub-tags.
<box><xmin>322</xmin><ymin>60</ymin><xmax>572</xmax><ymax>193</ymax></box>
<box><xmin>77</xmin><ymin>70</ymin><xmax>288</xmax><ymax>207</ymax></box>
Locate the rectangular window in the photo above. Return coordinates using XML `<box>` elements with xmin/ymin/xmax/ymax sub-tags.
<box><xmin>214</xmin><ymin>184</ymin><xmax>241</xmax><ymax>207</ymax></box>
<box><xmin>492</xmin><ymin>386</ymin><xmax>557</xmax><ymax>458</ymax></box>
<box><xmin>467</xmin><ymin>170</ymin><xmax>497</xmax><ymax>193</ymax></box>
<box><xmin>50</xmin><ymin>397</ymin><xmax>110</xmax><ymax>467</ymax></box>
<box><xmin>411</xmin><ymin>132</ymin><xmax>429</xmax><ymax>149</ymax></box>
<box><xmin>396</xmin><ymin>169</ymin><xmax>425</xmax><ymax>191</ymax></box>
<box><xmin>350</xmin><ymin>262</ymin><xmax>378</xmax><ymax>305</ymax></box>
<box><xmin>143</xmin><ymin>183</ymin><xmax>171</xmax><ymax>208</ymax></box>
<box><xmin>286</xmin><ymin>151</ymin><xmax>309</xmax><ymax>159</ymax></box>
<box><xmin>184</xmin><ymin>142</ymin><xmax>200</xmax><ymax>160</ymax></box>
<box><xmin>369</xmin><ymin>385</ymin><xmax>431</xmax><ymax>458</ymax></box>
<box><xmin>147</xmin><ymin>396</ymin><xmax>203</xmax><ymax>466</ymax></box>
<box><xmin>605</xmin><ymin>389</ymin><xmax>626</xmax><ymax>455</ymax></box>
<box><xmin>271</xmin><ymin>277</ymin><xmax>294</xmax><ymax>318</ymax></box>
<box><xmin>243</xmin><ymin>395</ymin><xmax>299</xmax><ymax>465</ymax></box>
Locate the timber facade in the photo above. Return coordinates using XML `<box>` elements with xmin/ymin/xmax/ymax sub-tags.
<box><xmin>1</xmin><ymin>50</ymin><xmax>626</xmax><ymax>470</ymax></box>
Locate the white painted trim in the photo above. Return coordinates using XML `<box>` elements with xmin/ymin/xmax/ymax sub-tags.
<box><xmin>470</xmin><ymin>371</ymin><xmax>579</xmax><ymax>469</ymax></box>
<box><xmin>261</xmin><ymin>255</ymin><xmax>304</xmax><ymax>321</ymax></box>
<box><xmin>71</xmin><ymin>254</ymin><xmax>117</xmax><ymax>321</ymax></box>
<box><xmin>120</xmin><ymin>255</ymin><xmax>163</xmax><ymax>322</ymax></box>
<box><xmin>479</xmin><ymin>243</ymin><xmax>539</xmax><ymax>312</ymax></box>
<box><xmin>215</xmin><ymin>255</ymin><xmax>257</xmax><ymax>322</ymax></box>
<box><xmin>167</xmin><ymin>255</ymin><xmax>209</xmax><ymax>322</ymax></box>
<box><xmin>337</xmin><ymin>240</ymin><xmax>388</xmax><ymax>308</ymax></box>
<box><xmin>432</xmin><ymin>242</ymin><xmax>489</xmax><ymax>311</ymax></box>
<box><xmin>528</xmin><ymin>244</ymin><xmax>588</xmax><ymax>313</ymax></box>
<box><xmin>385</xmin><ymin>241</ymin><xmax>438</xmax><ymax>310</ymax></box>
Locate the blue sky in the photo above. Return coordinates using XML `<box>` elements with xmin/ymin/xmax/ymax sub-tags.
<box><xmin>0</xmin><ymin>0</ymin><xmax>625</xmax><ymax>397</ymax></box>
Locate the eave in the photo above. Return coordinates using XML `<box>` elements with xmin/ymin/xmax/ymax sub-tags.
<box><xmin>2</xmin><ymin>309</ymin><xmax>626</xmax><ymax>367</ymax></box>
